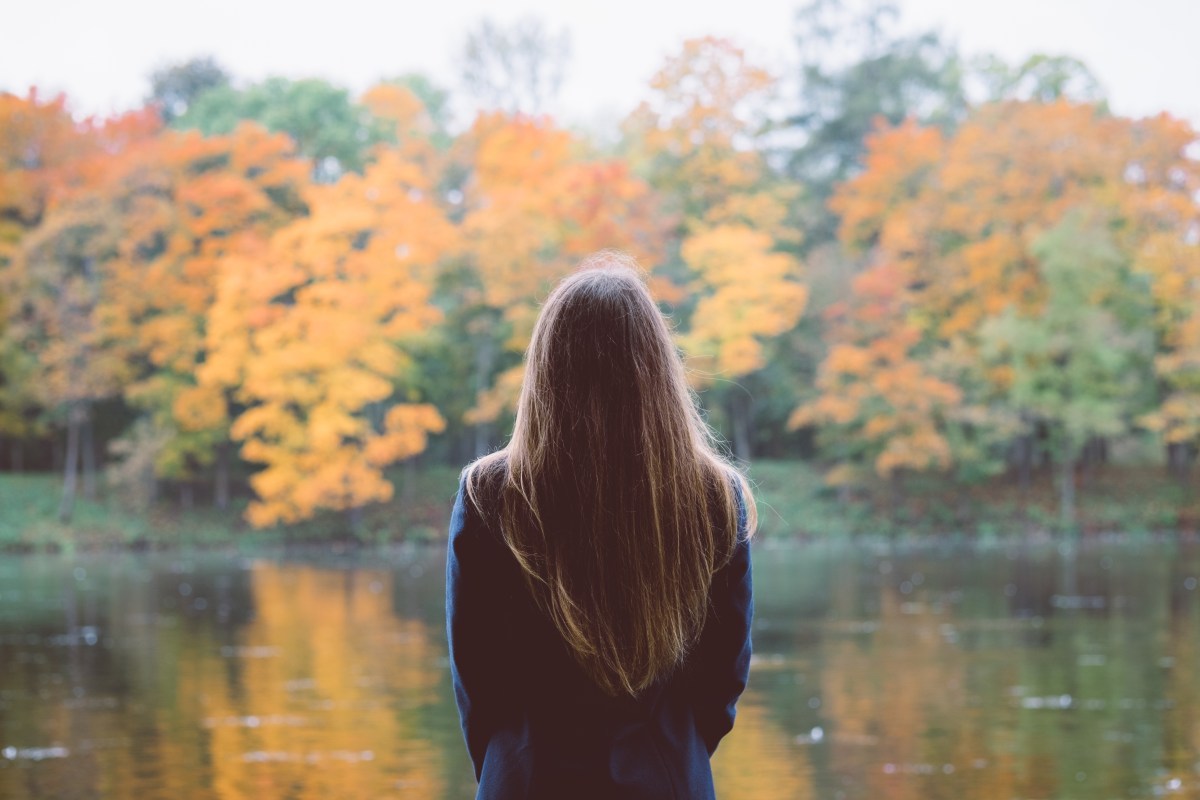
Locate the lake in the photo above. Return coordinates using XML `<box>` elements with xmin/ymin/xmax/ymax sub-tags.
<box><xmin>1</xmin><ymin>539</ymin><xmax>1197</xmax><ymax>799</ymax></box>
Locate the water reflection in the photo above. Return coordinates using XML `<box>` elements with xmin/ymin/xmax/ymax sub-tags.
<box><xmin>0</xmin><ymin>541</ymin><xmax>1197</xmax><ymax>799</ymax></box>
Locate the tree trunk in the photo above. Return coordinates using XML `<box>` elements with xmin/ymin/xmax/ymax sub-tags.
<box><xmin>472</xmin><ymin>331</ymin><xmax>496</xmax><ymax>458</ymax></box>
<box><xmin>1016</xmin><ymin>433</ymin><xmax>1032</xmax><ymax>497</ymax></box>
<box><xmin>1167</xmin><ymin>441</ymin><xmax>1194</xmax><ymax>483</ymax></box>
<box><xmin>59</xmin><ymin>404</ymin><xmax>82</xmax><ymax>523</ymax></box>
<box><xmin>214</xmin><ymin>442</ymin><xmax>230</xmax><ymax>510</ymax></box>
<box><xmin>179</xmin><ymin>481</ymin><xmax>194</xmax><ymax>510</ymax></box>
<box><xmin>1080</xmin><ymin>436</ymin><xmax>1107</xmax><ymax>489</ymax></box>
<box><xmin>729</xmin><ymin>393</ymin><xmax>753</xmax><ymax>461</ymax></box>
<box><xmin>81</xmin><ymin>414</ymin><xmax>97</xmax><ymax>501</ymax></box>
<box><xmin>401</xmin><ymin>456</ymin><xmax>417</xmax><ymax>505</ymax></box>
<box><xmin>1058</xmin><ymin>443</ymin><xmax>1077</xmax><ymax>533</ymax></box>
<box><xmin>473</xmin><ymin>422</ymin><xmax>491</xmax><ymax>460</ymax></box>
<box><xmin>347</xmin><ymin>505</ymin><xmax>365</xmax><ymax>538</ymax></box>
<box><xmin>888</xmin><ymin>470</ymin><xmax>905</xmax><ymax>535</ymax></box>
<box><xmin>11</xmin><ymin>439</ymin><xmax>23</xmax><ymax>473</ymax></box>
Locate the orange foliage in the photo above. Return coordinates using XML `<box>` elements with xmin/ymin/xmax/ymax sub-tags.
<box><xmin>101</xmin><ymin>124</ymin><xmax>309</xmax><ymax>478</ymax></box>
<box><xmin>627</xmin><ymin>38</ymin><xmax>807</xmax><ymax>384</ymax></box>
<box><xmin>792</xmin><ymin>263</ymin><xmax>962</xmax><ymax>478</ymax></box>
<box><xmin>457</xmin><ymin>112</ymin><xmax>668</xmax><ymax>422</ymax></box>
<box><xmin>808</xmin><ymin>100</ymin><xmax>1200</xmax><ymax>477</ymax></box>
<box><xmin>202</xmin><ymin>141</ymin><xmax>452</xmax><ymax>526</ymax></box>
<box><xmin>4</xmin><ymin>102</ymin><xmax>161</xmax><ymax>418</ymax></box>
<box><xmin>681</xmin><ymin>225</ymin><xmax>808</xmax><ymax>376</ymax></box>
<box><xmin>178</xmin><ymin>564</ymin><xmax>448</xmax><ymax>798</ymax></box>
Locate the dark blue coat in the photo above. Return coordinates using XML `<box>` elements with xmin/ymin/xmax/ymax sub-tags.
<box><xmin>445</xmin><ymin>472</ymin><xmax>753</xmax><ymax>799</ymax></box>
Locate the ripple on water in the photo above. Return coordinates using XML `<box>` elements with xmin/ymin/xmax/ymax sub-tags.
<box><xmin>240</xmin><ymin>750</ymin><xmax>375</xmax><ymax>764</ymax></box>
<box><xmin>218</xmin><ymin>645</ymin><xmax>280</xmax><ymax>658</ymax></box>
<box><xmin>202</xmin><ymin>714</ymin><xmax>306</xmax><ymax>729</ymax></box>
<box><xmin>2</xmin><ymin>746</ymin><xmax>70</xmax><ymax>761</ymax></box>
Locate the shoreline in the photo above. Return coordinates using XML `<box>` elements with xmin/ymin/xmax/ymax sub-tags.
<box><xmin>2</xmin><ymin>461</ymin><xmax>1196</xmax><ymax>554</ymax></box>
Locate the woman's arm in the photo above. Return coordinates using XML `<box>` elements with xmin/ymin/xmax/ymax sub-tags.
<box><xmin>684</xmin><ymin>480</ymin><xmax>754</xmax><ymax>756</ymax></box>
<box><xmin>445</xmin><ymin>472</ymin><xmax>512</xmax><ymax>779</ymax></box>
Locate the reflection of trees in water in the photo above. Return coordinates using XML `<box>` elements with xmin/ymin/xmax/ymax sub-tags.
<box><xmin>0</xmin><ymin>558</ymin><xmax>464</xmax><ymax>800</ymax></box>
<box><xmin>818</xmin><ymin>588</ymin><xmax>1002</xmax><ymax>800</ymax></box>
<box><xmin>712</xmin><ymin>692</ymin><xmax>815</xmax><ymax>799</ymax></box>
<box><xmin>2</xmin><ymin>548</ymin><xmax>1197</xmax><ymax>799</ymax></box>
<box><xmin>799</xmin><ymin>549</ymin><xmax>1192</xmax><ymax>799</ymax></box>
<box><xmin>190</xmin><ymin>562</ymin><xmax>446</xmax><ymax>799</ymax></box>
<box><xmin>1164</xmin><ymin>585</ymin><xmax>1199</xmax><ymax>783</ymax></box>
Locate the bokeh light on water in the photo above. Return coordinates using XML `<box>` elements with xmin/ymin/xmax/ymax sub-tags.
<box><xmin>1</xmin><ymin>541</ymin><xmax>1197</xmax><ymax>799</ymax></box>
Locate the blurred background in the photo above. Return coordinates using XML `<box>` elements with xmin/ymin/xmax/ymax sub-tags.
<box><xmin>1</xmin><ymin>1</ymin><xmax>1198</xmax><ymax>797</ymax></box>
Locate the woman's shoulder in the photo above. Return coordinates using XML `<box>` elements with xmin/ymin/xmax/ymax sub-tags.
<box><xmin>460</xmin><ymin>451</ymin><xmax>507</xmax><ymax>504</ymax></box>
<box><xmin>448</xmin><ymin>455</ymin><xmax>521</xmax><ymax>583</ymax></box>
<box><xmin>451</xmin><ymin>452</ymin><xmax>512</xmax><ymax>543</ymax></box>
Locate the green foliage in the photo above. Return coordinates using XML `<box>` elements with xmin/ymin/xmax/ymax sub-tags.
<box><xmin>0</xmin><ymin>465</ymin><xmax>465</xmax><ymax>550</ymax></box>
<box><xmin>981</xmin><ymin>213</ymin><xmax>1157</xmax><ymax>455</ymax></box>
<box><xmin>176</xmin><ymin>77</ymin><xmax>393</xmax><ymax>181</ymax></box>
<box><xmin>2</xmin><ymin>24</ymin><xmax>1196</xmax><ymax>539</ymax></box>
<box><xmin>970</xmin><ymin>53</ymin><xmax>1107</xmax><ymax>105</ymax></box>
<box><xmin>787</xmin><ymin>0</ymin><xmax>966</xmax><ymax>244</ymax></box>
<box><xmin>746</xmin><ymin>460</ymin><xmax>875</xmax><ymax>538</ymax></box>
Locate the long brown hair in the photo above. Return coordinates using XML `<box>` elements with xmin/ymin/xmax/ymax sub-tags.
<box><xmin>465</xmin><ymin>252</ymin><xmax>757</xmax><ymax>697</ymax></box>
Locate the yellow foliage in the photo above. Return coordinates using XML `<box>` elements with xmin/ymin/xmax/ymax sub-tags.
<box><xmin>465</xmin><ymin>365</ymin><xmax>525</xmax><ymax>426</ymax></box>
<box><xmin>360</xmin><ymin>83</ymin><xmax>429</xmax><ymax>141</ymax></box>
<box><xmin>807</xmin><ymin>101</ymin><xmax>1200</xmax><ymax>477</ymax></box>
<box><xmin>172</xmin><ymin>384</ymin><xmax>226</xmax><ymax>432</ymax></box>
<box><xmin>681</xmin><ymin>224</ymin><xmax>807</xmax><ymax>379</ymax></box>
<box><xmin>823</xmin><ymin>463</ymin><xmax>860</xmax><ymax>487</ymax></box>
<box><xmin>621</xmin><ymin>37</ymin><xmax>809</xmax><ymax>392</ymax></box>
<box><xmin>826</xmin><ymin>345</ymin><xmax>873</xmax><ymax>376</ymax></box>
<box><xmin>364</xmin><ymin>404</ymin><xmax>445</xmax><ymax>467</ymax></box>
<box><xmin>456</xmin><ymin>112</ymin><xmax>668</xmax><ymax>422</ymax></box>
<box><xmin>203</xmin><ymin>137</ymin><xmax>453</xmax><ymax>526</ymax></box>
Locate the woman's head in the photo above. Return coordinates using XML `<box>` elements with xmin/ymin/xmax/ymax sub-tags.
<box><xmin>467</xmin><ymin>251</ymin><xmax>756</xmax><ymax>696</ymax></box>
<box><xmin>512</xmin><ymin>253</ymin><xmax>706</xmax><ymax>479</ymax></box>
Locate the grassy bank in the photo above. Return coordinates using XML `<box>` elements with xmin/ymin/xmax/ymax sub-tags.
<box><xmin>748</xmin><ymin>461</ymin><xmax>1199</xmax><ymax>539</ymax></box>
<box><xmin>0</xmin><ymin>466</ymin><xmax>464</xmax><ymax>552</ymax></box>
<box><xmin>1</xmin><ymin>461</ymin><xmax>1196</xmax><ymax>551</ymax></box>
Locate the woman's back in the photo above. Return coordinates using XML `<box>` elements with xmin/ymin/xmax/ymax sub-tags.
<box><xmin>445</xmin><ymin>257</ymin><xmax>756</xmax><ymax>799</ymax></box>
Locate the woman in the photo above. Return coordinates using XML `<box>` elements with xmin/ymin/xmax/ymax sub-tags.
<box><xmin>446</xmin><ymin>253</ymin><xmax>756</xmax><ymax>799</ymax></box>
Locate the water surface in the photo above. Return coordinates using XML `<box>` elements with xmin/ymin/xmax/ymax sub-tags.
<box><xmin>1</xmin><ymin>540</ymin><xmax>1197</xmax><ymax>799</ymax></box>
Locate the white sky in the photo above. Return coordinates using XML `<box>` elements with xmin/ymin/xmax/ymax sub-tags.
<box><xmin>2</xmin><ymin>0</ymin><xmax>1197</xmax><ymax>131</ymax></box>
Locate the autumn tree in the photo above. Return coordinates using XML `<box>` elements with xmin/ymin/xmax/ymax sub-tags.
<box><xmin>200</xmin><ymin>89</ymin><xmax>454</xmax><ymax>527</ymax></box>
<box><xmin>625</xmin><ymin>37</ymin><xmax>807</xmax><ymax>458</ymax></box>
<box><xmin>804</xmin><ymin>100</ymin><xmax>1200</xmax><ymax>505</ymax></box>
<box><xmin>789</xmin><ymin>260</ymin><xmax>981</xmax><ymax>492</ymax></box>
<box><xmin>375</xmin><ymin>74</ymin><xmax>455</xmax><ymax>149</ymax></box>
<box><xmin>1122</xmin><ymin>114</ymin><xmax>1200</xmax><ymax>479</ymax></box>
<box><xmin>5</xmin><ymin>107</ymin><xmax>160</xmax><ymax>519</ymax></box>
<box><xmin>980</xmin><ymin>214</ymin><xmax>1156</xmax><ymax>528</ymax></box>
<box><xmin>786</xmin><ymin>0</ymin><xmax>966</xmax><ymax>244</ymax></box>
<box><xmin>99</xmin><ymin>123</ymin><xmax>310</xmax><ymax>508</ymax></box>
<box><xmin>1147</xmin><ymin>298</ymin><xmax>1200</xmax><ymax>480</ymax></box>
<box><xmin>449</xmin><ymin>110</ymin><xmax>666</xmax><ymax>453</ymax></box>
<box><xmin>0</xmin><ymin>90</ymin><xmax>88</xmax><ymax>469</ymax></box>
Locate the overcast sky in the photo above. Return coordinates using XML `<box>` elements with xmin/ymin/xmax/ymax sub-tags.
<box><xmin>2</xmin><ymin>0</ymin><xmax>1197</xmax><ymax>131</ymax></box>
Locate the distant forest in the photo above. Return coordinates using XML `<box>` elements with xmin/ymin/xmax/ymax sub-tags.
<box><xmin>1</xmin><ymin>1</ymin><xmax>1196</xmax><ymax>530</ymax></box>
